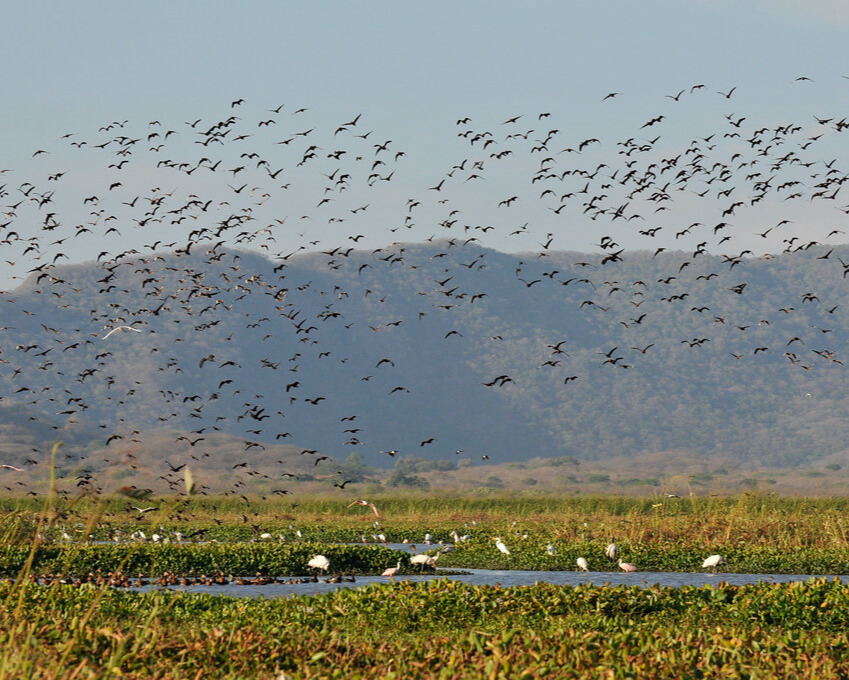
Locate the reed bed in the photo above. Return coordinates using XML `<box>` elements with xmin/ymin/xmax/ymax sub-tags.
<box><xmin>5</xmin><ymin>492</ymin><xmax>849</xmax><ymax>551</ymax></box>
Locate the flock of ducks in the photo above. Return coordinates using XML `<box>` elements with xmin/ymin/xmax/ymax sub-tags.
<box><xmin>1</xmin><ymin>81</ymin><xmax>848</xmax><ymax>490</ymax></box>
<box><xmin>22</xmin><ymin>570</ymin><xmax>356</xmax><ymax>588</ymax></box>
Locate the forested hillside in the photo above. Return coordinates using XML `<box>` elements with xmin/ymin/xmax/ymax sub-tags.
<box><xmin>2</xmin><ymin>240</ymin><xmax>848</xmax><ymax>471</ymax></box>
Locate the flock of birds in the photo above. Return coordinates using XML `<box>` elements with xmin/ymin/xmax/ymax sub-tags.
<box><xmin>2</xmin><ymin>78</ymin><xmax>849</xmax><ymax>492</ymax></box>
<box><xmin>20</xmin><ymin>570</ymin><xmax>355</xmax><ymax>589</ymax></box>
<box><xmin>494</xmin><ymin>536</ymin><xmax>723</xmax><ymax>573</ymax></box>
<box><xmin>18</xmin><ymin>535</ymin><xmax>726</xmax><ymax>588</ymax></box>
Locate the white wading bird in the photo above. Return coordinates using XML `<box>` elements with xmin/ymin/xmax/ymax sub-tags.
<box><xmin>494</xmin><ymin>537</ymin><xmax>510</xmax><ymax>555</ymax></box>
<box><xmin>308</xmin><ymin>555</ymin><xmax>330</xmax><ymax>574</ymax></box>
<box><xmin>702</xmin><ymin>554</ymin><xmax>724</xmax><ymax>570</ymax></box>
<box><xmin>410</xmin><ymin>553</ymin><xmax>439</xmax><ymax>570</ymax></box>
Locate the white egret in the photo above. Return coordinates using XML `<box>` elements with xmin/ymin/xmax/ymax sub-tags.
<box><xmin>577</xmin><ymin>557</ymin><xmax>590</xmax><ymax>572</ymax></box>
<box><xmin>546</xmin><ymin>542</ymin><xmax>556</xmax><ymax>556</ymax></box>
<box><xmin>494</xmin><ymin>537</ymin><xmax>510</xmax><ymax>555</ymax></box>
<box><xmin>702</xmin><ymin>554</ymin><xmax>723</xmax><ymax>570</ymax></box>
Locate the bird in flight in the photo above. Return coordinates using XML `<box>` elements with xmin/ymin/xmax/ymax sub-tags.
<box><xmin>101</xmin><ymin>325</ymin><xmax>142</xmax><ymax>339</ymax></box>
<box><xmin>347</xmin><ymin>499</ymin><xmax>380</xmax><ymax>518</ymax></box>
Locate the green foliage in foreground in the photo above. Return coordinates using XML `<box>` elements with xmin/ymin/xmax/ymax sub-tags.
<box><xmin>3</xmin><ymin>578</ymin><xmax>849</xmax><ymax>678</ymax></box>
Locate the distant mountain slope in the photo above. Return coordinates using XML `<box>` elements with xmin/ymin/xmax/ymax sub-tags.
<box><xmin>2</xmin><ymin>240</ymin><xmax>848</xmax><ymax>469</ymax></box>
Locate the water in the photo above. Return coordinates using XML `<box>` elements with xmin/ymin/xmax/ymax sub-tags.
<box><xmin>131</xmin><ymin>568</ymin><xmax>849</xmax><ymax>598</ymax></box>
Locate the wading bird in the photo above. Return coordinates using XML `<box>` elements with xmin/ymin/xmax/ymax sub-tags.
<box><xmin>410</xmin><ymin>553</ymin><xmax>438</xmax><ymax>571</ymax></box>
<box><xmin>308</xmin><ymin>555</ymin><xmax>330</xmax><ymax>575</ymax></box>
<box><xmin>577</xmin><ymin>557</ymin><xmax>590</xmax><ymax>572</ymax></box>
<box><xmin>702</xmin><ymin>554</ymin><xmax>723</xmax><ymax>570</ymax></box>
<box><xmin>618</xmin><ymin>558</ymin><xmax>637</xmax><ymax>572</ymax></box>
<box><xmin>382</xmin><ymin>561</ymin><xmax>402</xmax><ymax>578</ymax></box>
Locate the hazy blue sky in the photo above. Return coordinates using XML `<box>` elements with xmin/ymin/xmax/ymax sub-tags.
<box><xmin>3</xmin><ymin>1</ymin><xmax>849</xmax><ymax>285</ymax></box>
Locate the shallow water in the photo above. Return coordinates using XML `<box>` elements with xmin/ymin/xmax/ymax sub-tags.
<box><xmin>132</xmin><ymin>568</ymin><xmax>849</xmax><ymax>598</ymax></box>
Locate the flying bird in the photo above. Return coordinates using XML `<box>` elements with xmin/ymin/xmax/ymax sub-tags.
<box><xmin>101</xmin><ymin>326</ymin><xmax>142</xmax><ymax>340</ymax></box>
<box><xmin>347</xmin><ymin>499</ymin><xmax>380</xmax><ymax>518</ymax></box>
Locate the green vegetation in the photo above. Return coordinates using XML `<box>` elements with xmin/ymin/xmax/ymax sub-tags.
<box><xmin>4</xmin><ymin>577</ymin><xmax>849</xmax><ymax>678</ymax></box>
<box><xmin>3</xmin><ymin>492</ymin><xmax>849</xmax><ymax>677</ymax></box>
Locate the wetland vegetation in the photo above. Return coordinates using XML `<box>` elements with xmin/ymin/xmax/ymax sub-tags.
<box><xmin>2</xmin><ymin>492</ymin><xmax>849</xmax><ymax>677</ymax></box>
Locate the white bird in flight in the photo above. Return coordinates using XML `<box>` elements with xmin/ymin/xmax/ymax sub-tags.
<box><xmin>101</xmin><ymin>325</ymin><xmax>142</xmax><ymax>339</ymax></box>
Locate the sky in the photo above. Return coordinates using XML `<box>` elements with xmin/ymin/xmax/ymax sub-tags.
<box><xmin>3</xmin><ymin>1</ymin><xmax>849</xmax><ymax>288</ymax></box>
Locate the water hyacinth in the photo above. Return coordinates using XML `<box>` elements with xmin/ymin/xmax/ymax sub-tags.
<box><xmin>4</xmin><ymin>577</ymin><xmax>849</xmax><ymax>678</ymax></box>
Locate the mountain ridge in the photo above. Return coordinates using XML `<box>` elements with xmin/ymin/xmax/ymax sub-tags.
<box><xmin>2</xmin><ymin>239</ymin><xmax>848</xmax><ymax>475</ymax></box>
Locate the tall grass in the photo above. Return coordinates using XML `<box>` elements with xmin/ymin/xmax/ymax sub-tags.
<box><xmin>5</xmin><ymin>491</ymin><xmax>849</xmax><ymax>550</ymax></box>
